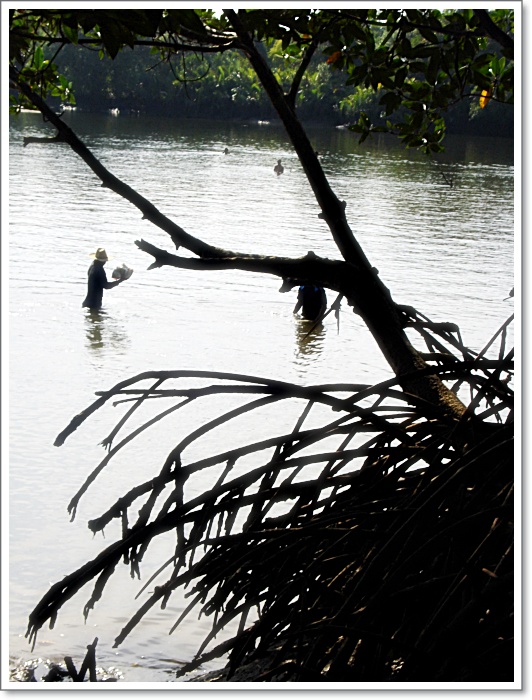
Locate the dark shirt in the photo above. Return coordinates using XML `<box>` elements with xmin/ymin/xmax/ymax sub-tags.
<box><xmin>82</xmin><ymin>261</ymin><xmax>119</xmax><ymax>310</ymax></box>
<box><xmin>296</xmin><ymin>285</ymin><xmax>327</xmax><ymax>321</ymax></box>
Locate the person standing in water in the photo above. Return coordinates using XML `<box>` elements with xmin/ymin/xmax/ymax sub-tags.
<box><xmin>274</xmin><ymin>159</ymin><xmax>284</xmax><ymax>175</ymax></box>
<box><xmin>293</xmin><ymin>284</ymin><xmax>327</xmax><ymax>321</ymax></box>
<box><xmin>82</xmin><ymin>248</ymin><xmax>124</xmax><ymax>310</ymax></box>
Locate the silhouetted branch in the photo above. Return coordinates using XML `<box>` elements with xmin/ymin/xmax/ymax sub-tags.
<box><xmin>10</xmin><ymin>66</ymin><xmax>231</xmax><ymax>259</ymax></box>
<box><xmin>27</xmin><ymin>336</ymin><xmax>513</xmax><ymax>676</ymax></box>
<box><xmin>473</xmin><ymin>9</ymin><xmax>514</xmax><ymax>52</ymax></box>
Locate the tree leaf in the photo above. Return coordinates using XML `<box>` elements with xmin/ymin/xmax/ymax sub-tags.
<box><xmin>326</xmin><ymin>51</ymin><xmax>342</xmax><ymax>65</ymax></box>
<box><xmin>479</xmin><ymin>88</ymin><xmax>492</xmax><ymax>109</ymax></box>
<box><xmin>99</xmin><ymin>22</ymin><xmax>128</xmax><ymax>59</ymax></box>
<box><xmin>425</xmin><ymin>52</ymin><xmax>440</xmax><ymax>84</ymax></box>
<box><xmin>379</xmin><ymin>91</ymin><xmax>402</xmax><ymax>115</ymax></box>
<box><xmin>418</xmin><ymin>26</ymin><xmax>439</xmax><ymax>44</ymax></box>
<box><xmin>165</xmin><ymin>9</ymin><xmax>207</xmax><ymax>37</ymax></box>
<box><xmin>33</xmin><ymin>46</ymin><xmax>44</xmax><ymax>70</ymax></box>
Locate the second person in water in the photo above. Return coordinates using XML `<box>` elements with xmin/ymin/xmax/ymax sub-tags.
<box><xmin>294</xmin><ymin>284</ymin><xmax>327</xmax><ymax>321</ymax></box>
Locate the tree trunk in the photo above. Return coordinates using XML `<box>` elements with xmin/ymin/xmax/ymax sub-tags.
<box><xmin>225</xmin><ymin>10</ymin><xmax>467</xmax><ymax>423</ymax></box>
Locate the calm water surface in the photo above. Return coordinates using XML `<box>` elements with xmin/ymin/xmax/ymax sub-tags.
<box><xmin>8</xmin><ymin>113</ymin><xmax>514</xmax><ymax>682</ymax></box>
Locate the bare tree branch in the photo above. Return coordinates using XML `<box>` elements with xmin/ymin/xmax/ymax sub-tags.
<box><xmin>135</xmin><ymin>238</ymin><xmax>352</xmax><ymax>291</ymax></box>
<box><xmin>473</xmin><ymin>9</ymin><xmax>514</xmax><ymax>52</ymax></box>
<box><xmin>54</xmin><ymin>369</ymin><xmax>356</xmax><ymax>447</ymax></box>
<box><xmin>9</xmin><ymin>66</ymin><xmax>235</xmax><ymax>260</ymax></box>
<box><xmin>286</xmin><ymin>41</ymin><xmax>318</xmax><ymax>110</ymax></box>
<box><xmin>11</xmin><ymin>32</ymin><xmax>243</xmax><ymax>54</ymax></box>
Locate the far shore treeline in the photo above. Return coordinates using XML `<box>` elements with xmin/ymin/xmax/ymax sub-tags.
<box><xmin>52</xmin><ymin>42</ymin><xmax>513</xmax><ymax>138</ymax></box>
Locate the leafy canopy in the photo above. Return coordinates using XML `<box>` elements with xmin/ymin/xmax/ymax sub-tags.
<box><xmin>9</xmin><ymin>8</ymin><xmax>514</xmax><ymax>152</ymax></box>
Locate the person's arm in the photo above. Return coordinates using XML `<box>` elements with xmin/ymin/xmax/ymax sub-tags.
<box><xmin>104</xmin><ymin>278</ymin><xmax>121</xmax><ymax>289</ymax></box>
<box><xmin>100</xmin><ymin>267</ymin><xmax>122</xmax><ymax>290</ymax></box>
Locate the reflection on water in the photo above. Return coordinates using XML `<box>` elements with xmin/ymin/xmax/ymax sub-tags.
<box><xmin>294</xmin><ymin>319</ymin><xmax>326</xmax><ymax>364</ymax></box>
<box><xmin>8</xmin><ymin>113</ymin><xmax>514</xmax><ymax>681</ymax></box>
<box><xmin>84</xmin><ymin>308</ymin><xmax>129</xmax><ymax>354</ymax></box>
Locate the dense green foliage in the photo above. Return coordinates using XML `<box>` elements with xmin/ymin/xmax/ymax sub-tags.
<box><xmin>43</xmin><ymin>42</ymin><xmax>511</xmax><ymax>138</ymax></box>
<box><xmin>50</xmin><ymin>42</ymin><xmax>367</xmax><ymax>124</ymax></box>
<box><xmin>10</xmin><ymin>8</ymin><xmax>515</xmax><ymax>146</ymax></box>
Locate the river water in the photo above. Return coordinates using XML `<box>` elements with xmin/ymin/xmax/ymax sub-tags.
<box><xmin>7</xmin><ymin>112</ymin><xmax>515</xmax><ymax>683</ymax></box>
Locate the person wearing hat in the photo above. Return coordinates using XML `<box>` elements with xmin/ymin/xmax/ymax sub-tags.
<box><xmin>82</xmin><ymin>248</ymin><xmax>124</xmax><ymax>310</ymax></box>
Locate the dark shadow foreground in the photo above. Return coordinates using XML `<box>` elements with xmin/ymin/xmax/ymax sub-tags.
<box><xmin>26</xmin><ymin>313</ymin><xmax>514</xmax><ymax>683</ymax></box>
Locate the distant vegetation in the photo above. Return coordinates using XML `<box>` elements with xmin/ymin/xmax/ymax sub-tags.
<box><xmin>53</xmin><ymin>43</ymin><xmax>513</xmax><ymax>137</ymax></box>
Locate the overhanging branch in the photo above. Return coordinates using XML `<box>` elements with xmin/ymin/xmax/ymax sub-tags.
<box><xmin>10</xmin><ymin>66</ymin><xmax>238</xmax><ymax>260</ymax></box>
<box><xmin>286</xmin><ymin>41</ymin><xmax>318</xmax><ymax>109</ymax></box>
<box><xmin>135</xmin><ymin>238</ymin><xmax>350</xmax><ymax>292</ymax></box>
<box><xmin>473</xmin><ymin>9</ymin><xmax>514</xmax><ymax>52</ymax></box>
<box><xmin>11</xmin><ymin>31</ymin><xmax>243</xmax><ymax>54</ymax></box>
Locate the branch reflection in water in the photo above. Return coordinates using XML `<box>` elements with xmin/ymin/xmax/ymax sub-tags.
<box><xmin>84</xmin><ymin>309</ymin><xmax>130</xmax><ymax>355</ymax></box>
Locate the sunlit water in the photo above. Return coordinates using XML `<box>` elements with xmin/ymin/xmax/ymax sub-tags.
<box><xmin>7</xmin><ymin>112</ymin><xmax>514</xmax><ymax>682</ymax></box>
